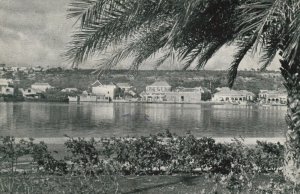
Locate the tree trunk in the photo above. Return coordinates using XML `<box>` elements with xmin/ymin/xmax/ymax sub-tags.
<box><xmin>281</xmin><ymin>59</ymin><xmax>300</xmax><ymax>183</ymax></box>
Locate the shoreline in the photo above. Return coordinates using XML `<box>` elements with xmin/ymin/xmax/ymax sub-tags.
<box><xmin>1</xmin><ymin>100</ymin><xmax>288</xmax><ymax>107</ymax></box>
<box><xmin>14</xmin><ymin>137</ymin><xmax>286</xmax><ymax>145</ymax></box>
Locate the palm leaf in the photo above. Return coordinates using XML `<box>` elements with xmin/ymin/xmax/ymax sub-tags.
<box><xmin>228</xmin><ymin>37</ymin><xmax>256</xmax><ymax>88</ymax></box>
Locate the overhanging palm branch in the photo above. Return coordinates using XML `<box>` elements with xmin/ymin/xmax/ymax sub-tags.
<box><xmin>96</xmin><ymin>24</ymin><xmax>172</xmax><ymax>75</ymax></box>
<box><xmin>66</xmin><ymin>0</ymin><xmax>300</xmax><ymax>87</ymax></box>
<box><xmin>65</xmin><ymin>0</ymin><xmax>176</xmax><ymax>67</ymax></box>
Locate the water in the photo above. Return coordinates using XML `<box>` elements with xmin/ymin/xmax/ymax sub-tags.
<box><xmin>0</xmin><ymin>102</ymin><xmax>287</xmax><ymax>138</ymax></box>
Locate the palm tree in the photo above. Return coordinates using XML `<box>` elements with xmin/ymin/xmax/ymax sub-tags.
<box><xmin>66</xmin><ymin>0</ymin><xmax>300</xmax><ymax>182</ymax></box>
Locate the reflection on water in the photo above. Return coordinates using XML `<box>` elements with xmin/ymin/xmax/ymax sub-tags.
<box><xmin>0</xmin><ymin>102</ymin><xmax>287</xmax><ymax>138</ymax></box>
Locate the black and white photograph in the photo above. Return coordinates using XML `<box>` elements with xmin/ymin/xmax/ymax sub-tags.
<box><xmin>0</xmin><ymin>0</ymin><xmax>299</xmax><ymax>193</ymax></box>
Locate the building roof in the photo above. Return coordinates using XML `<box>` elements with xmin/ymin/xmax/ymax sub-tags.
<box><xmin>260</xmin><ymin>90</ymin><xmax>287</xmax><ymax>97</ymax></box>
<box><xmin>260</xmin><ymin>90</ymin><xmax>286</xmax><ymax>94</ymax></box>
<box><xmin>176</xmin><ymin>87</ymin><xmax>200</xmax><ymax>92</ymax></box>
<box><xmin>116</xmin><ymin>83</ymin><xmax>131</xmax><ymax>88</ymax></box>
<box><xmin>61</xmin><ymin>88</ymin><xmax>78</xmax><ymax>92</ymax></box>
<box><xmin>215</xmin><ymin>89</ymin><xmax>255</xmax><ymax>97</ymax></box>
<box><xmin>32</xmin><ymin>83</ymin><xmax>51</xmax><ymax>86</ymax></box>
<box><xmin>215</xmin><ymin>87</ymin><xmax>231</xmax><ymax>92</ymax></box>
<box><xmin>148</xmin><ymin>81</ymin><xmax>171</xmax><ymax>87</ymax></box>
<box><xmin>90</xmin><ymin>80</ymin><xmax>103</xmax><ymax>87</ymax></box>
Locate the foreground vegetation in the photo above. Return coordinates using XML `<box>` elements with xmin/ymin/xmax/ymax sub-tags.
<box><xmin>0</xmin><ymin>132</ymin><xmax>298</xmax><ymax>193</ymax></box>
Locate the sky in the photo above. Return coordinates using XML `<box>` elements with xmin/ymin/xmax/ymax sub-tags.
<box><xmin>0</xmin><ymin>0</ymin><xmax>281</xmax><ymax>71</ymax></box>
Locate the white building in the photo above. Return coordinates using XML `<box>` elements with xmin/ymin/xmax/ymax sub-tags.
<box><xmin>146</xmin><ymin>81</ymin><xmax>172</xmax><ymax>93</ymax></box>
<box><xmin>0</xmin><ymin>79</ymin><xmax>14</xmax><ymax>95</ymax></box>
<box><xmin>1</xmin><ymin>87</ymin><xmax>14</xmax><ymax>95</ymax></box>
<box><xmin>141</xmin><ymin>81</ymin><xmax>172</xmax><ymax>102</ymax></box>
<box><xmin>32</xmin><ymin>66</ymin><xmax>43</xmax><ymax>72</ymax></box>
<box><xmin>165</xmin><ymin>87</ymin><xmax>211</xmax><ymax>103</ymax></box>
<box><xmin>20</xmin><ymin>88</ymin><xmax>38</xmax><ymax>97</ymax></box>
<box><xmin>258</xmin><ymin>90</ymin><xmax>287</xmax><ymax>104</ymax></box>
<box><xmin>79</xmin><ymin>91</ymin><xmax>97</xmax><ymax>102</ymax></box>
<box><xmin>212</xmin><ymin>87</ymin><xmax>255</xmax><ymax>103</ymax></box>
<box><xmin>31</xmin><ymin>83</ymin><xmax>53</xmax><ymax>92</ymax></box>
<box><xmin>141</xmin><ymin>81</ymin><xmax>211</xmax><ymax>103</ymax></box>
<box><xmin>91</xmin><ymin>80</ymin><xmax>118</xmax><ymax>100</ymax></box>
<box><xmin>61</xmin><ymin>88</ymin><xmax>78</xmax><ymax>93</ymax></box>
<box><xmin>116</xmin><ymin>83</ymin><xmax>132</xmax><ymax>91</ymax></box>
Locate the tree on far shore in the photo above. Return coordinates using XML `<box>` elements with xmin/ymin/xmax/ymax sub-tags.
<box><xmin>65</xmin><ymin>0</ymin><xmax>300</xmax><ymax>183</ymax></box>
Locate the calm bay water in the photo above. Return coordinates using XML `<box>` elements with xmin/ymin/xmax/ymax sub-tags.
<box><xmin>0</xmin><ymin>102</ymin><xmax>287</xmax><ymax>138</ymax></box>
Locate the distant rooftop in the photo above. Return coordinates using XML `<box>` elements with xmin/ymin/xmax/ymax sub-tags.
<box><xmin>32</xmin><ymin>83</ymin><xmax>51</xmax><ymax>86</ymax></box>
<box><xmin>0</xmin><ymin>79</ymin><xmax>10</xmax><ymax>85</ymax></box>
<box><xmin>91</xmin><ymin>81</ymin><xmax>117</xmax><ymax>87</ymax></box>
<box><xmin>149</xmin><ymin>81</ymin><xmax>171</xmax><ymax>87</ymax></box>
<box><xmin>91</xmin><ymin>80</ymin><xmax>102</xmax><ymax>87</ymax></box>
<box><xmin>116</xmin><ymin>83</ymin><xmax>131</xmax><ymax>87</ymax></box>
<box><xmin>215</xmin><ymin>88</ymin><xmax>254</xmax><ymax>96</ymax></box>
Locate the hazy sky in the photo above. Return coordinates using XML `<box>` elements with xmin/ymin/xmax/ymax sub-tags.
<box><xmin>0</xmin><ymin>0</ymin><xmax>281</xmax><ymax>70</ymax></box>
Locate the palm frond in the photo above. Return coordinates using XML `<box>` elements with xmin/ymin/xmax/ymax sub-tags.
<box><xmin>66</xmin><ymin>0</ymin><xmax>175</xmax><ymax>66</ymax></box>
<box><xmin>67</xmin><ymin>0</ymin><xmax>110</xmax><ymax>27</ymax></box>
<box><xmin>97</xmin><ymin>24</ymin><xmax>171</xmax><ymax>74</ymax></box>
<box><xmin>283</xmin><ymin>8</ymin><xmax>300</xmax><ymax>68</ymax></box>
<box><xmin>154</xmin><ymin>48</ymin><xmax>176</xmax><ymax>70</ymax></box>
<box><xmin>195</xmin><ymin>41</ymin><xmax>226</xmax><ymax>70</ymax></box>
<box><xmin>228</xmin><ymin>37</ymin><xmax>256</xmax><ymax>88</ymax></box>
<box><xmin>259</xmin><ymin>29</ymin><xmax>281</xmax><ymax>70</ymax></box>
<box><xmin>237</xmin><ymin>0</ymin><xmax>283</xmax><ymax>53</ymax></box>
<box><xmin>181</xmin><ymin>44</ymin><xmax>205</xmax><ymax>70</ymax></box>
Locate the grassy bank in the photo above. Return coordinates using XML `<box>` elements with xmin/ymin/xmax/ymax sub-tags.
<box><xmin>0</xmin><ymin>173</ymin><xmax>292</xmax><ymax>194</ymax></box>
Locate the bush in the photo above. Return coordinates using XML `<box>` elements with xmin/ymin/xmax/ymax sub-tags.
<box><xmin>99</xmin><ymin>132</ymin><xmax>284</xmax><ymax>176</ymax></box>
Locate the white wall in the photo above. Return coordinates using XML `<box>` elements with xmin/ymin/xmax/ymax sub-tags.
<box><xmin>1</xmin><ymin>87</ymin><xmax>14</xmax><ymax>95</ymax></box>
<box><xmin>92</xmin><ymin>85</ymin><xmax>117</xmax><ymax>99</ymax></box>
<box><xmin>31</xmin><ymin>85</ymin><xmax>51</xmax><ymax>92</ymax></box>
